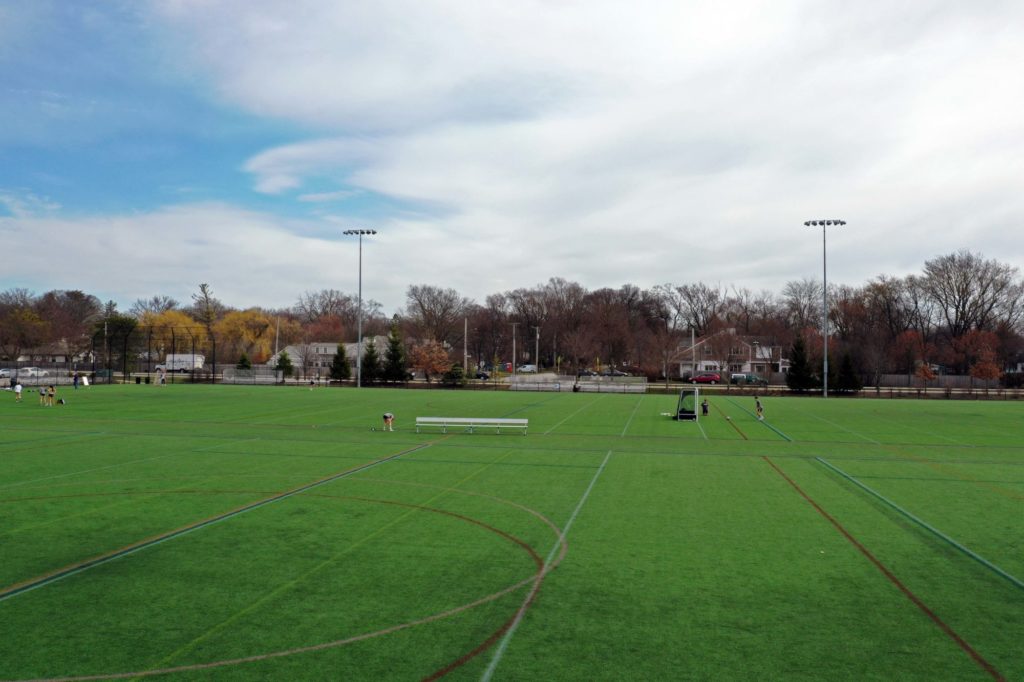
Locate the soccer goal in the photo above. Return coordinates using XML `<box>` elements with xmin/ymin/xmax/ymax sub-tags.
<box><xmin>675</xmin><ymin>387</ymin><xmax>700</xmax><ymax>421</ymax></box>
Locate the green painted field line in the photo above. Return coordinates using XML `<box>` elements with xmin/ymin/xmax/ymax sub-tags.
<box><xmin>723</xmin><ymin>397</ymin><xmax>792</xmax><ymax>441</ymax></box>
<box><xmin>0</xmin><ymin>444</ymin><xmax>430</xmax><ymax>603</ymax></box>
<box><xmin>816</xmin><ymin>457</ymin><xmax>1024</xmax><ymax>593</ymax></box>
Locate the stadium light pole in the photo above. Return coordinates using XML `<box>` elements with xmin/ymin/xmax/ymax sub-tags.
<box><xmin>803</xmin><ymin>219</ymin><xmax>846</xmax><ymax>398</ymax></box>
<box><xmin>343</xmin><ymin>229</ymin><xmax>377</xmax><ymax>388</ymax></box>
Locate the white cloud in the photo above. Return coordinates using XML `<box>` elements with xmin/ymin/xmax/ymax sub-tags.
<box><xmin>0</xmin><ymin>190</ymin><xmax>62</xmax><ymax>218</ymax></box>
<box><xmin>0</xmin><ymin>204</ymin><xmax>353</xmax><ymax>309</ymax></box>
<box><xmin>298</xmin><ymin>189</ymin><xmax>357</xmax><ymax>203</ymax></box>
<box><xmin>6</xmin><ymin>1</ymin><xmax>1023</xmax><ymax>310</ymax></box>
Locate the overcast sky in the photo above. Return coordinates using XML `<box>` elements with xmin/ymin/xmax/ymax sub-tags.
<box><xmin>2</xmin><ymin>1</ymin><xmax>1022</xmax><ymax>314</ymax></box>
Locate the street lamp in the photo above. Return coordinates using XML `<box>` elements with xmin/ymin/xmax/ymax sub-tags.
<box><xmin>803</xmin><ymin>219</ymin><xmax>846</xmax><ymax>398</ymax></box>
<box><xmin>343</xmin><ymin>229</ymin><xmax>377</xmax><ymax>387</ymax></box>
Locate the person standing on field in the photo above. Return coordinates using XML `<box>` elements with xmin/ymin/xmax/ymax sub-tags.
<box><xmin>14</xmin><ymin>380</ymin><xmax>22</xmax><ymax>402</ymax></box>
<box><xmin>382</xmin><ymin>412</ymin><xmax>395</xmax><ymax>431</ymax></box>
<box><xmin>755</xmin><ymin>396</ymin><xmax>764</xmax><ymax>421</ymax></box>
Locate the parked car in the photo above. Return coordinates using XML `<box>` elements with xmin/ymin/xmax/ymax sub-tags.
<box><xmin>690</xmin><ymin>372</ymin><xmax>721</xmax><ymax>384</ymax></box>
<box><xmin>17</xmin><ymin>367</ymin><xmax>50</xmax><ymax>378</ymax></box>
<box><xmin>0</xmin><ymin>368</ymin><xmax>12</xmax><ymax>378</ymax></box>
<box><xmin>475</xmin><ymin>371</ymin><xmax>490</xmax><ymax>380</ymax></box>
<box><xmin>576</xmin><ymin>368</ymin><xmax>598</xmax><ymax>377</ymax></box>
<box><xmin>601</xmin><ymin>368</ymin><xmax>629</xmax><ymax>376</ymax></box>
<box><xmin>517</xmin><ymin>364</ymin><xmax>538</xmax><ymax>373</ymax></box>
<box><xmin>730</xmin><ymin>372</ymin><xmax>768</xmax><ymax>386</ymax></box>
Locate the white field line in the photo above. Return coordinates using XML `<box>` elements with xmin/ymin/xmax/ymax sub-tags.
<box><xmin>697</xmin><ymin>420</ymin><xmax>708</xmax><ymax>440</ymax></box>
<box><xmin>807</xmin><ymin>413</ymin><xmax>881</xmax><ymax>444</ymax></box>
<box><xmin>543</xmin><ymin>396</ymin><xmax>604</xmax><ymax>435</ymax></box>
<box><xmin>480</xmin><ymin>449</ymin><xmax>613</xmax><ymax>681</ymax></box>
<box><xmin>619</xmin><ymin>396</ymin><xmax>645</xmax><ymax>437</ymax></box>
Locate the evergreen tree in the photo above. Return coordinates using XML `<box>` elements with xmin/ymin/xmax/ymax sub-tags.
<box><xmin>382</xmin><ymin>324</ymin><xmax>408</xmax><ymax>382</ymax></box>
<box><xmin>329</xmin><ymin>342</ymin><xmax>351</xmax><ymax>381</ymax></box>
<box><xmin>786</xmin><ymin>336</ymin><xmax>817</xmax><ymax>393</ymax></box>
<box><xmin>835</xmin><ymin>352</ymin><xmax>862</xmax><ymax>393</ymax></box>
<box><xmin>275</xmin><ymin>350</ymin><xmax>294</xmax><ymax>378</ymax></box>
<box><xmin>361</xmin><ymin>340</ymin><xmax>382</xmax><ymax>383</ymax></box>
<box><xmin>236</xmin><ymin>352</ymin><xmax>252</xmax><ymax>370</ymax></box>
<box><xmin>441</xmin><ymin>363</ymin><xmax>467</xmax><ymax>387</ymax></box>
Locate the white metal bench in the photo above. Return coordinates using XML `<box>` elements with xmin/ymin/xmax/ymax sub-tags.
<box><xmin>415</xmin><ymin>416</ymin><xmax>528</xmax><ymax>435</ymax></box>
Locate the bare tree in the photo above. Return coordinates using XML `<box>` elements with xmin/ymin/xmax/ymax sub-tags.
<box><xmin>34</xmin><ymin>290</ymin><xmax>103</xmax><ymax>358</ymax></box>
<box><xmin>129</xmin><ymin>295</ymin><xmax>178</xmax><ymax>319</ymax></box>
<box><xmin>782</xmin><ymin>278</ymin><xmax>822</xmax><ymax>331</ymax></box>
<box><xmin>921</xmin><ymin>250</ymin><xmax>1024</xmax><ymax>339</ymax></box>
<box><xmin>0</xmin><ymin>288</ymin><xmax>35</xmax><ymax>308</ymax></box>
<box><xmin>675</xmin><ymin>282</ymin><xmax>725</xmax><ymax>336</ymax></box>
<box><xmin>404</xmin><ymin>284</ymin><xmax>473</xmax><ymax>346</ymax></box>
<box><xmin>295</xmin><ymin>289</ymin><xmax>356</xmax><ymax>322</ymax></box>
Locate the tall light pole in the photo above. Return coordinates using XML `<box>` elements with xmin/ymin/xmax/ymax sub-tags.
<box><xmin>343</xmin><ymin>228</ymin><xmax>377</xmax><ymax>388</ymax></box>
<box><xmin>803</xmin><ymin>219</ymin><xmax>846</xmax><ymax>398</ymax></box>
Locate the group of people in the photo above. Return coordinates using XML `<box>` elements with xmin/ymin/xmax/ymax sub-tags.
<box><xmin>12</xmin><ymin>383</ymin><xmax>61</xmax><ymax>406</ymax></box>
<box><xmin>10</xmin><ymin>375</ymin><xmax>82</xmax><ymax>405</ymax></box>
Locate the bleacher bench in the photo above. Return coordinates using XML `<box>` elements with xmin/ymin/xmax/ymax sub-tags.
<box><xmin>415</xmin><ymin>417</ymin><xmax>528</xmax><ymax>435</ymax></box>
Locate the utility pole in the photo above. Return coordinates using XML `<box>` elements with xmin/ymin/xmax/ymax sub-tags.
<box><xmin>511</xmin><ymin>322</ymin><xmax>519</xmax><ymax>375</ymax></box>
<box><xmin>533</xmin><ymin>326</ymin><xmax>540</xmax><ymax>371</ymax></box>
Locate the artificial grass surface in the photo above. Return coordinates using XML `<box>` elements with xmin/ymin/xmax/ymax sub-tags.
<box><xmin>0</xmin><ymin>384</ymin><xmax>1021</xmax><ymax>680</ymax></box>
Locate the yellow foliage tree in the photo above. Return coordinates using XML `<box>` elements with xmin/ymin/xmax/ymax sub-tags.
<box><xmin>140</xmin><ymin>310</ymin><xmax>207</xmax><ymax>358</ymax></box>
<box><xmin>214</xmin><ymin>309</ymin><xmax>276</xmax><ymax>363</ymax></box>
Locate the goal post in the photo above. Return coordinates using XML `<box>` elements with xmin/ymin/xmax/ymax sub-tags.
<box><xmin>675</xmin><ymin>387</ymin><xmax>700</xmax><ymax>421</ymax></box>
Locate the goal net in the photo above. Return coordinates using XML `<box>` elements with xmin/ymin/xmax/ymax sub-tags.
<box><xmin>675</xmin><ymin>387</ymin><xmax>700</xmax><ymax>421</ymax></box>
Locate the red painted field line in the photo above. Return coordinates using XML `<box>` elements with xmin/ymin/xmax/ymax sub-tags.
<box><xmin>713</xmin><ymin>404</ymin><xmax>747</xmax><ymax>440</ymax></box>
<box><xmin>2</xmin><ymin>498</ymin><xmax>547</xmax><ymax>681</ymax></box>
<box><xmin>762</xmin><ymin>456</ymin><xmax>1005</xmax><ymax>682</ymax></box>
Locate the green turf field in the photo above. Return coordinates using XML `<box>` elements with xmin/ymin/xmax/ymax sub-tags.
<box><xmin>1</xmin><ymin>384</ymin><xmax>1021</xmax><ymax>680</ymax></box>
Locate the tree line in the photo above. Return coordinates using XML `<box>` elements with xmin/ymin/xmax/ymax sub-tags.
<box><xmin>1</xmin><ymin>250</ymin><xmax>1022</xmax><ymax>384</ymax></box>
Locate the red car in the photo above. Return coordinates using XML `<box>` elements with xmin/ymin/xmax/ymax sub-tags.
<box><xmin>690</xmin><ymin>372</ymin><xmax>721</xmax><ymax>384</ymax></box>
